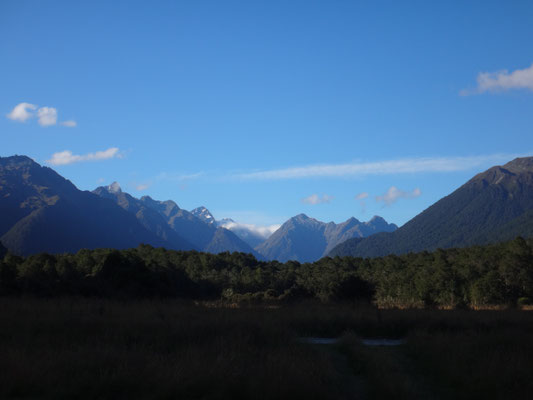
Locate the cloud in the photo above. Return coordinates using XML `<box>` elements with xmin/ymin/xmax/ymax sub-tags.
<box><xmin>233</xmin><ymin>154</ymin><xmax>518</xmax><ymax>181</ymax></box>
<box><xmin>461</xmin><ymin>63</ymin><xmax>533</xmax><ymax>95</ymax></box>
<box><xmin>37</xmin><ymin>107</ymin><xmax>58</xmax><ymax>126</ymax></box>
<box><xmin>6</xmin><ymin>102</ymin><xmax>76</xmax><ymax>127</ymax></box>
<box><xmin>136</xmin><ymin>184</ymin><xmax>150</xmax><ymax>191</ymax></box>
<box><xmin>60</xmin><ymin>120</ymin><xmax>77</xmax><ymax>127</ymax></box>
<box><xmin>6</xmin><ymin>102</ymin><xmax>37</xmax><ymax>122</ymax></box>
<box><xmin>156</xmin><ymin>171</ymin><xmax>205</xmax><ymax>182</ymax></box>
<box><xmin>376</xmin><ymin>186</ymin><xmax>421</xmax><ymax>206</ymax></box>
<box><xmin>218</xmin><ymin>220</ymin><xmax>280</xmax><ymax>239</ymax></box>
<box><xmin>47</xmin><ymin>147</ymin><xmax>120</xmax><ymax>166</ymax></box>
<box><xmin>301</xmin><ymin>194</ymin><xmax>334</xmax><ymax>205</ymax></box>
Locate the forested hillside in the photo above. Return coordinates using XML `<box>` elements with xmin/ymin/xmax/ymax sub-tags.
<box><xmin>330</xmin><ymin>157</ymin><xmax>533</xmax><ymax>258</ymax></box>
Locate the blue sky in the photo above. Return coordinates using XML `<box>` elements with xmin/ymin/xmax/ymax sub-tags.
<box><xmin>2</xmin><ymin>0</ymin><xmax>533</xmax><ymax>229</ymax></box>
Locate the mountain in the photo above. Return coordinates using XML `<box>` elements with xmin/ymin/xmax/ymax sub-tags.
<box><xmin>93</xmin><ymin>183</ymin><xmax>195</xmax><ymax>250</ymax></box>
<box><xmin>255</xmin><ymin>213</ymin><xmax>397</xmax><ymax>262</ymax></box>
<box><xmin>103</xmin><ymin>193</ymin><xmax>262</xmax><ymax>257</ymax></box>
<box><xmin>0</xmin><ymin>241</ymin><xmax>6</xmax><ymax>258</ymax></box>
<box><xmin>191</xmin><ymin>206</ymin><xmax>216</xmax><ymax>225</ymax></box>
<box><xmin>330</xmin><ymin>156</ymin><xmax>533</xmax><ymax>258</ymax></box>
<box><xmin>0</xmin><ymin>156</ymin><xmax>172</xmax><ymax>255</ymax></box>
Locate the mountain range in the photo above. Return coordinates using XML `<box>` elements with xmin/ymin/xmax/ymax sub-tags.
<box><xmin>93</xmin><ymin>186</ymin><xmax>397</xmax><ymax>262</ymax></box>
<box><xmin>255</xmin><ymin>214</ymin><xmax>397</xmax><ymax>262</ymax></box>
<box><xmin>0</xmin><ymin>155</ymin><xmax>396</xmax><ymax>260</ymax></box>
<box><xmin>93</xmin><ymin>184</ymin><xmax>261</xmax><ymax>257</ymax></box>
<box><xmin>0</xmin><ymin>156</ymin><xmax>169</xmax><ymax>255</ymax></box>
<box><xmin>330</xmin><ymin>156</ymin><xmax>533</xmax><ymax>258</ymax></box>
<box><xmin>4</xmin><ymin>154</ymin><xmax>531</xmax><ymax>261</ymax></box>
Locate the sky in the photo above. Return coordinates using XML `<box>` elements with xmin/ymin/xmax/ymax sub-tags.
<box><xmin>2</xmin><ymin>0</ymin><xmax>533</xmax><ymax>231</ymax></box>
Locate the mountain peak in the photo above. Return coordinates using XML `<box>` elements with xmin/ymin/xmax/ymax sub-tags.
<box><xmin>344</xmin><ymin>216</ymin><xmax>361</xmax><ymax>224</ymax></box>
<box><xmin>191</xmin><ymin>206</ymin><xmax>216</xmax><ymax>225</ymax></box>
<box><xmin>107</xmin><ymin>182</ymin><xmax>122</xmax><ymax>194</ymax></box>
<box><xmin>503</xmin><ymin>156</ymin><xmax>533</xmax><ymax>173</ymax></box>
<box><xmin>0</xmin><ymin>154</ymin><xmax>34</xmax><ymax>163</ymax></box>
<box><xmin>0</xmin><ymin>155</ymin><xmax>38</xmax><ymax>169</ymax></box>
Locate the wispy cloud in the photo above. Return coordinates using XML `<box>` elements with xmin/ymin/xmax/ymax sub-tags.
<box><xmin>7</xmin><ymin>102</ymin><xmax>37</xmax><ymax>122</ymax></box>
<box><xmin>6</xmin><ymin>102</ymin><xmax>76</xmax><ymax>127</ymax></box>
<box><xmin>156</xmin><ymin>171</ymin><xmax>205</xmax><ymax>183</ymax></box>
<box><xmin>355</xmin><ymin>192</ymin><xmax>369</xmax><ymax>200</ymax></box>
<box><xmin>135</xmin><ymin>183</ymin><xmax>150</xmax><ymax>191</ymax></box>
<box><xmin>60</xmin><ymin>120</ymin><xmax>77</xmax><ymax>128</ymax></box>
<box><xmin>233</xmin><ymin>154</ymin><xmax>517</xmax><ymax>181</ymax></box>
<box><xmin>47</xmin><ymin>147</ymin><xmax>121</xmax><ymax>166</ymax></box>
<box><xmin>301</xmin><ymin>194</ymin><xmax>334</xmax><ymax>205</ymax></box>
<box><xmin>461</xmin><ymin>63</ymin><xmax>533</xmax><ymax>95</ymax></box>
<box><xmin>376</xmin><ymin>186</ymin><xmax>421</xmax><ymax>206</ymax></box>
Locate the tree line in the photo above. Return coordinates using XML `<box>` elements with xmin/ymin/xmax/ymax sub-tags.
<box><xmin>0</xmin><ymin>237</ymin><xmax>532</xmax><ymax>308</ymax></box>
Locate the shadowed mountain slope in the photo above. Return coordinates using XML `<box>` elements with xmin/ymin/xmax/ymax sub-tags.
<box><xmin>93</xmin><ymin>184</ymin><xmax>195</xmax><ymax>251</ymax></box>
<box><xmin>330</xmin><ymin>157</ymin><xmax>533</xmax><ymax>258</ymax></box>
<box><xmin>137</xmin><ymin>196</ymin><xmax>261</xmax><ymax>257</ymax></box>
<box><xmin>0</xmin><ymin>156</ymin><xmax>170</xmax><ymax>255</ymax></box>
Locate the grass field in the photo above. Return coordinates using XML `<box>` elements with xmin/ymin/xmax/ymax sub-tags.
<box><xmin>1</xmin><ymin>298</ymin><xmax>533</xmax><ymax>399</ymax></box>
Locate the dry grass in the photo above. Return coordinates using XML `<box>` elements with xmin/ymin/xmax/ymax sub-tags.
<box><xmin>2</xmin><ymin>298</ymin><xmax>533</xmax><ymax>399</ymax></box>
<box><xmin>0</xmin><ymin>297</ymin><xmax>344</xmax><ymax>400</ymax></box>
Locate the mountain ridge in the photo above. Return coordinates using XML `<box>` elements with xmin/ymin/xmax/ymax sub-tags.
<box><xmin>330</xmin><ymin>156</ymin><xmax>533</xmax><ymax>258</ymax></box>
<box><xmin>93</xmin><ymin>185</ymin><xmax>261</xmax><ymax>258</ymax></box>
<box><xmin>0</xmin><ymin>156</ymin><xmax>172</xmax><ymax>255</ymax></box>
<box><xmin>255</xmin><ymin>213</ymin><xmax>397</xmax><ymax>262</ymax></box>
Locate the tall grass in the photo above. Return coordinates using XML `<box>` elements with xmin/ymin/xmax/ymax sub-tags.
<box><xmin>1</xmin><ymin>298</ymin><xmax>533</xmax><ymax>399</ymax></box>
<box><xmin>0</xmin><ymin>298</ymin><xmax>344</xmax><ymax>399</ymax></box>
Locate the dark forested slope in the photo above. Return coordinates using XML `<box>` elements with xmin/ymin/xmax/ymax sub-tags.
<box><xmin>330</xmin><ymin>157</ymin><xmax>533</xmax><ymax>258</ymax></box>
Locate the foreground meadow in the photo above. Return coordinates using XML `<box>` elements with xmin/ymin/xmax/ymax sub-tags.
<box><xmin>1</xmin><ymin>298</ymin><xmax>533</xmax><ymax>399</ymax></box>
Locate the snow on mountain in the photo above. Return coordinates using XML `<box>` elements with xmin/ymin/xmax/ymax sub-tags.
<box><xmin>191</xmin><ymin>206</ymin><xmax>216</xmax><ymax>225</ymax></box>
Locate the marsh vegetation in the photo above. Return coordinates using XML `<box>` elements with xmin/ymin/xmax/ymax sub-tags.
<box><xmin>1</xmin><ymin>298</ymin><xmax>533</xmax><ymax>399</ymax></box>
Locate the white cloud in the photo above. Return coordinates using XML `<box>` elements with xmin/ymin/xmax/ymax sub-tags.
<box><xmin>461</xmin><ymin>63</ymin><xmax>533</xmax><ymax>95</ymax></box>
<box><xmin>376</xmin><ymin>186</ymin><xmax>421</xmax><ymax>206</ymax></box>
<box><xmin>7</xmin><ymin>102</ymin><xmax>37</xmax><ymax>122</ymax></box>
<box><xmin>301</xmin><ymin>194</ymin><xmax>334</xmax><ymax>205</ymax></box>
<box><xmin>136</xmin><ymin>184</ymin><xmax>150</xmax><ymax>191</ymax></box>
<box><xmin>233</xmin><ymin>154</ymin><xmax>518</xmax><ymax>181</ymax></box>
<box><xmin>218</xmin><ymin>220</ymin><xmax>280</xmax><ymax>239</ymax></box>
<box><xmin>156</xmin><ymin>171</ymin><xmax>205</xmax><ymax>182</ymax></box>
<box><xmin>6</xmin><ymin>102</ymin><xmax>76</xmax><ymax>127</ymax></box>
<box><xmin>60</xmin><ymin>120</ymin><xmax>77</xmax><ymax>127</ymax></box>
<box><xmin>217</xmin><ymin>210</ymin><xmax>286</xmax><ymax>227</ymax></box>
<box><xmin>37</xmin><ymin>107</ymin><xmax>58</xmax><ymax>126</ymax></box>
<box><xmin>47</xmin><ymin>147</ymin><xmax>120</xmax><ymax>166</ymax></box>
